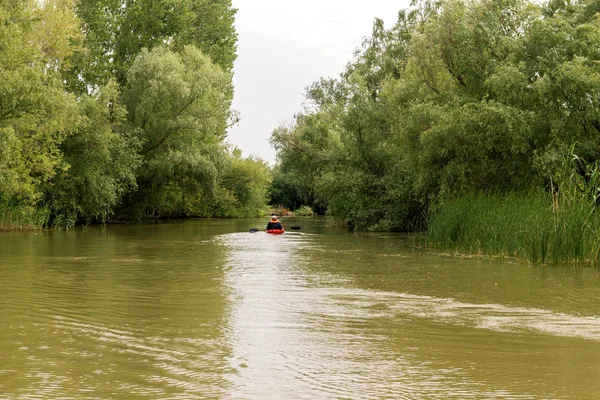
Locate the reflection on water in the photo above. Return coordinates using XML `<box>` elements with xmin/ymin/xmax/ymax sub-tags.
<box><xmin>1</xmin><ymin>219</ymin><xmax>600</xmax><ymax>399</ymax></box>
<box><xmin>0</xmin><ymin>221</ymin><xmax>234</xmax><ymax>399</ymax></box>
<box><xmin>219</xmin><ymin>231</ymin><xmax>600</xmax><ymax>399</ymax></box>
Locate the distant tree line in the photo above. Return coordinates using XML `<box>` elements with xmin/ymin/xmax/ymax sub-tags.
<box><xmin>0</xmin><ymin>0</ymin><xmax>270</xmax><ymax>229</ymax></box>
<box><xmin>270</xmin><ymin>0</ymin><xmax>600</xmax><ymax>231</ymax></box>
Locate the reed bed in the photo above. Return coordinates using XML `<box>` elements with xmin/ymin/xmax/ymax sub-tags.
<box><xmin>0</xmin><ymin>201</ymin><xmax>50</xmax><ymax>231</ymax></box>
<box><xmin>426</xmin><ymin>192</ymin><xmax>600</xmax><ymax>265</ymax></box>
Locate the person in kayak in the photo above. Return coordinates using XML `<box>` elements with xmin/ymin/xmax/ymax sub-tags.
<box><xmin>266</xmin><ymin>214</ymin><xmax>283</xmax><ymax>231</ymax></box>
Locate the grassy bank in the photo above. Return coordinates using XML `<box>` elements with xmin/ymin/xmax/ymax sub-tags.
<box><xmin>426</xmin><ymin>193</ymin><xmax>600</xmax><ymax>265</ymax></box>
<box><xmin>0</xmin><ymin>201</ymin><xmax>50</xmax><ymax>231</ymax></box>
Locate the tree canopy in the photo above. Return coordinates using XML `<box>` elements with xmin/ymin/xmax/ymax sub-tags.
<box><xmin>0</xmin><ymin>0</ymin><xmax>271</xmax><ymax>228</ymax></box>
<box><xmin>271</xmin><ymin>0</ymin><xmax>600</xmax><ymax>231</ymax></box>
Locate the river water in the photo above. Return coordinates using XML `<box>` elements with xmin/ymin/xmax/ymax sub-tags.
<box><xmin>1</xmin><ymin>217</ymin><xmax>600</xmax><ymax>399</ymax></box>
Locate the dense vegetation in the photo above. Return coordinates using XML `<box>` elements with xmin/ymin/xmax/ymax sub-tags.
<box><xmin>270</xmin><ymin>0</ymin><xmax>600</xmax><ymax>262</ymax></box>
<box><xmin>0</xmin><ymin>0</ymin><xmax>270</xmax><ymax>229</ymax></box>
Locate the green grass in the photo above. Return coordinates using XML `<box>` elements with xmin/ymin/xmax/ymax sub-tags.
<box><xmin>426</xmin><ymin>192</ymin><xmax>600</xmax><ymax>265</ymax></box>
<box><xmin>0</xmin><ymin>200</ymin><xmax>50</xmax><ymax>231</ymax></box>
<box><xmin>0</xmin><ymin>202</ymin><xmax>50</xmax><ymax>231</ymax></box>
<box><xmin>294</xmin><ymin>205</ymin><xmax>315</xmax><ymax>216</ymax></box>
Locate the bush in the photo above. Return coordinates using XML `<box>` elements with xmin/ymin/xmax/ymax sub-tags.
<box><xmin>295</xmin><ymin>205</ymin><xmax>315</xmax><ymax>216</ymax></box>
<box><xmin>0</xmin><ymin>199</ymin><xmax>50</xmax><ymax>231</ymax></box>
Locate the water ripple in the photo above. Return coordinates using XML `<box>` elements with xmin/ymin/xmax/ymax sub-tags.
<box><xmin>218</xmin><ymin>232</ymin><xmax>581</xmax><ymax>399</ymax></box>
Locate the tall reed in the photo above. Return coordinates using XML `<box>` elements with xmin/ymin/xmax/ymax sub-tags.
<box><xmin>426</xmin><ymin>192</ymin><xmax>600</xmax><ymax>265</ymax></box>
<box><xmin>0</xmin><ymin>200</ymin><xmax>50</xmax><ymax>231</ymax></box>
<box><xmin>427</xmin><ymin>143</ymin><xmax>600</xmax><ymax>265</ymax></box>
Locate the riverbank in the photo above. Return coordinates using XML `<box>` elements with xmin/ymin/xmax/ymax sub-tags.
<box><xmin>0</xmin><ymin>202</ymin><xmax>49</xmax><ymax>232</ymax></box>
<box><xmin>426</xmin><ymin>193</ymin><xmax>600</xmax><ymax>265</ymax></box>
<box><xmin>0</xmin><ymin>203</ymin><xmax>278</xmax><ymax>232</ymax></box>
<box><xmin>7</xmin><ymin>191</ymin><xmax>599</xmax><ymax>267</ymax></box>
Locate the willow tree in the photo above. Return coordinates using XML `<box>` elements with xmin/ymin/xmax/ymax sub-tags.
<box><xmin>214</xmin><ymin>150</ymin><xmax>271</xmax><ymax>218</ymax></box>
<box><xmin>387</xmin><ymin>0</ymin><xmax>542</xmax><ymax>199</ymax></box>
<box><xmin>270</xmin><ymin>12</ymin><xmax>421</xmax><ymax>230</ymax></box>
<box><xmin>0</xmin><ymin>0</ymin><xmax>81</xmax><ymax>205</ymax></box>
<box><xmin>271</xmin><ymin>0</ymin><xmax>600</xmax><ymax>231</ymax></box>
<box><xmin>122</xmin><ymin>46</ymin><xmax>234</xmax><ymax>217</ymax></box>
<box><xmin>71</xmin><ymin>0</ymin><xmax>237</xmax><ymax>90</ymax></box>
<box><xmin>44</xmin><ymin>80</ymin><xmax>141</xmax><ymax>225</ymax></box>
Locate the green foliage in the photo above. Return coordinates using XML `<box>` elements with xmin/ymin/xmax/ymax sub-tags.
<box><xmin>269</xmin><ymin>110</ymin><xmax>343</xmax><ymax>213</ymax></box>
<box><xmin>270</xmin><ymin>0</ymin><xmax>600</xmax><ymax>240</ymax></box>
<box><xmin>410</xmin><ymin>102</ymin><xmax>539</xmax><ymax>197</ymax></box>
<box><xmin>269</xmin><ymin>166</ymin><xmax>307</xmax><ymax>210</ymax></box>
<box><xmin>44</xmin><ymin>80</ymin><xmax>141</xmax><ymax>225</ymax></box>
<box><xmin>211</xmin><ymin>149</ymin><xmax>271</xmax><ymax>218</ymax></box>
<box><xmin>269</xmin><ymin>6</ymin><xmax>424</xmax><ymax>229</ymax></box>
<box><xmin>294</xmin><ymin>206</ymin><xmax>315</xmax><ymax>216</ymax></box>
<box><xmin>0</xmin><ymin>0</ymin><xmax>81</xmax><ymax>202</ymax></box>
<box><xmin>422</xmin><ymin>136</ymin><xmax>600</xmax><ymax>265</ymax></box>
<box><xmin>0</xmin><ymin>0</ymin><xmax>269</xmax><ymax>229</ymax></box>
<box><xmin>70</xmin><ymin>0</ymin><xmax>237</xmax><ymax>90</ymax></box>
<box><xmin>177</xmin><ymin>0</ymin><xmax>238</xmax><ymax>74</ymax></box>
<box><xmin>427</xmin><ymin>191</ymin><xmax>600</xmax><ymax>265</ymax></box>
<box><xmin>0</xmin><ymin>198</ymin><xmax>50</xmax><ymax>231</ymax></box>
<box><xmin>122</xmin><ymin>45</ymin><xmax>234</xmax><ymax>219</ymax></box>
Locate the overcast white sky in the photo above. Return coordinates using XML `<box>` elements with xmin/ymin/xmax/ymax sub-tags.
<box><xmin>227</xmin><ymin>0</ymin><xmax>410</xmax><ymax>164</ymax></box>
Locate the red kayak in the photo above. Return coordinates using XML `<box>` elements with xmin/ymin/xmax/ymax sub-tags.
<box><xmin>266</xmin><ymin>229</ymin><xmax>285</xmax><ymax>235</ymax></box>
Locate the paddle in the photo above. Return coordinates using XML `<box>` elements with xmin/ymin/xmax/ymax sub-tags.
<box><xmin>249</xmin><ymin>226</ymin><xmax>301</xmax><ymax>233</ymax></box>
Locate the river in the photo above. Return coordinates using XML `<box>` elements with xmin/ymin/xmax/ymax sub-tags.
<box><xmin>1</xmin><ymin>217</ymin><xmax>600</xmax><ymax>399</ymax></box>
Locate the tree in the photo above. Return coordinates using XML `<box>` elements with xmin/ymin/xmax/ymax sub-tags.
<box><xmin>122</xmin><ymin>45</ymin><xmax>232</xmax><ymax>218</ymax></box>
<box><xmin>213</xmin><ymin>149</ymin><xmax>271</xmax><ymax>218</ymax></box>
<box><xmin>270</xmin><ymin>0</ymin><xmax>600</xmax><ymax>231</ymax></box>
<box><xmin>70</xmin><ymin>0</ymin><xmax>237</xmax><ymax>90</ymax></box>
<box><xmin>177</xmin><ymin>0</ymin><xmax>238</xmax><ymax>73</ymax></box>
<box><xmin>44</xmin><ymin>80</ymin><xmax>141</xmax><ymax>224</ymax></box>
<box><xmin>0</xmin><ymin>0</ymin><xmax>81</xmax><ymax>203</ymax></box>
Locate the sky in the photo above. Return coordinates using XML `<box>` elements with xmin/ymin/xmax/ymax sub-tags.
<box><xmin>227</xmin><ymin>0</ymin><xmax>410</xmax><ymax>165</ymax></box>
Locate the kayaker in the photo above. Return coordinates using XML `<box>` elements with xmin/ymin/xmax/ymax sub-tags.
<box><xmin>266</xmin><ymin>214</ymin><xmax>283</xmax><ymax>231</ymax></box>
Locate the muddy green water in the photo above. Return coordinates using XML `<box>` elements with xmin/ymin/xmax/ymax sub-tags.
<box><xmin>1</xmin><ymin>218</ymin><xmax>600</xmax><ymax>399</ymax></box>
